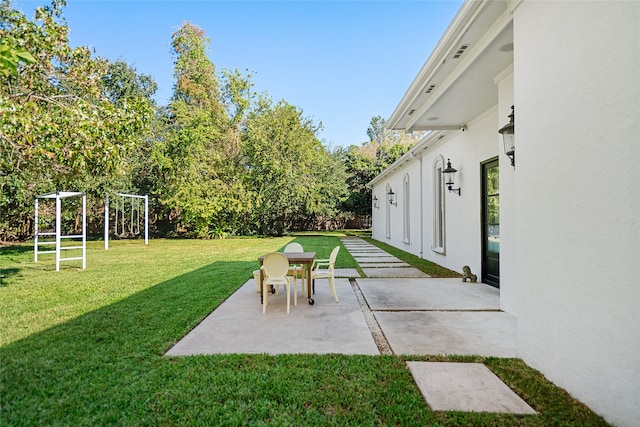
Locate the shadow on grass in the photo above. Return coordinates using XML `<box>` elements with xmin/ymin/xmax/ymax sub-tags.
<box><xmin>1</xmin><ymin>245</ymin><xmax>35</xmax><ymax>283</ymax></box>
<box><xmin>0</xmin><ymin>260</ymin><xmax>253</xmax><ymax>423</ymax></box>
<box><xmin>0</xmin><ymin>255</ymin><xmax>435</xmax><ymax>426</ymax></box>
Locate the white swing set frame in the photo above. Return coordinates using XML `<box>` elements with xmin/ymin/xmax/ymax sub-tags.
<box><xmin>104</xmin><ymin>193</ymin><xmax>148</xmax><ymax>250</ymax></box>
<box><xmin>34</xmin><ymin>191</ymin><xmax>86</xmax><ymax>271</ymax></box>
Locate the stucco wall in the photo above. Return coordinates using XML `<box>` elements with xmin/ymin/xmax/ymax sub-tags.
<box><xmin>372</xmin><ymin>109</ymin><xmax>500</xmax><ymax>280</ymax></box>
<box><xmin>371</xmin><ymin>160</ymin><xmax>423</xmax><ymax>255</ymax></box>
<box><xmin>497</xmin><ymin>70</ymin><xmax>517</xmax><ymax>315</ymax></box>
<box><xmin>514</xmin><ymin>1</ymin><xmax>640</xmax><ymax>426</ymax></box>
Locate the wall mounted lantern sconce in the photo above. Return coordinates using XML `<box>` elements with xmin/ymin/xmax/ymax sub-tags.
<box><xmin>387</xmin><ymin>188</ymin><xmax>397</xmax><ymax>206</ymax></box>
<box><xmin>372</xmin><ymin>195</ymin><xmax>379</xmax><ymax>209</ymax></box>
<box><xmin>442</xmin><ymin>159</ymin><xmax>461</xmax><ymax>196</ymax></box>
<box><xmin>499</xmin><ymin>105</ymin><xmax>515</xmax><ymax>167</ymax></box>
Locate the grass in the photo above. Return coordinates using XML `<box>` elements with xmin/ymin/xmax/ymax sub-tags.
<box><xmin>0</xmin><ymin>236</ymin><xmax>608</xmax><ymax>426</ymax></box>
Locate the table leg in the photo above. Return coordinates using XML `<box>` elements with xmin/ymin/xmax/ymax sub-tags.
<box><xmin>260</xmin><ymin>264</ymin><xmax>264</xmax><ymax>303</ymax></box>
<box><xmin>307</xmin><ymin>261</ymin><xmax>314</xmax><ymax>305</ymax></box>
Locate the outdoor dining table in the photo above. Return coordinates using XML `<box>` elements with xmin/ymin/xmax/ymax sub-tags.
<box><xmin>258</xmin><ymin>252</ymin><xmax>317</xmax><ymax>305</ymax></box>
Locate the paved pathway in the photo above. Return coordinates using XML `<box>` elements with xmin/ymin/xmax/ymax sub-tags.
<box><xmin>340</xmin><ymin>237</ymin><xmax>429</xmax><ymax>278</ymax></box>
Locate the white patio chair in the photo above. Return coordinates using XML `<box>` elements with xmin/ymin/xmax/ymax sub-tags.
<box><xmin>310</xmin><ymin>246</ymin><xmax>340</xmax><ymax>303</ymax></box>
<box><xmin>284</xmin><ymin>242</ymin><xmax>305</xmax><ymax>297</ymax></box>
<box><xmin>262</xmin><ymin>252</ymin><xmax>296</xmax><ymax>314</ymax></box>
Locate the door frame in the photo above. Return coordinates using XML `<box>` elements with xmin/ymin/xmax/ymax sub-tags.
<box><xmin>481</xmin><ymin>157</ymin><xmax>500</xmax><ymax>288</ymax></box>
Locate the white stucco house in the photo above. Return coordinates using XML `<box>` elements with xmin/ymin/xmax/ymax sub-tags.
<box><xmin>368</xmin><ymin>1</ymin><xmax>639</xmax><ymax>425</ymax></box>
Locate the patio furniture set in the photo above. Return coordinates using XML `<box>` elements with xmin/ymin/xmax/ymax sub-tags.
<box><xmin>257</xmin><ymin>244</ymin><xmax>340</xmax><ymax>313</ymax></box>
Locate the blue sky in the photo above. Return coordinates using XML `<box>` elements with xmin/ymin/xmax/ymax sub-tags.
<box><xmin>15</xmin><ymin>0</ymin><xmax>462</xmax><ymax>147</ymax></box>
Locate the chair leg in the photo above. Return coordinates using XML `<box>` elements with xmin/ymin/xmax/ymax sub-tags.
<box><xmin>293</xmin><ymin>277</ymin><xmax>297</xmax><ymax>306</ymax></box>
<box><xmin>263</xmin><ymin>282</ymin><xmax>268</xmax><ymax>313</ymax></box>
<box><xmin>286</xmin><ymin>283</ymin><xmax>290</xmax><ymax>314</ymax></box>
<box><xmin>329</xmin><ymin>276</ymin><xmax>339</xmax><ymax>303</ymax></box>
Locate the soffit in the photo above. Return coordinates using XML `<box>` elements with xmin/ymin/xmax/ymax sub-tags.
<box><xmin>388</xmin><ymin>0</ymin><xmax>514</xmax><ymax>132</ymax></box>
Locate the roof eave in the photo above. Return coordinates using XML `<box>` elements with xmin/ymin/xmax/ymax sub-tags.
<box><xmin>386</xmin><ymin>0</ymin><xmax>490</xmax><ymax>131</ymax></box>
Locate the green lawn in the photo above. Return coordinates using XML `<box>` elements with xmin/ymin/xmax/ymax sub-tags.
<box><xmin>0</xmin><ymin>237</ymin><xmax>608</xmax><ymax>425</ymax></box>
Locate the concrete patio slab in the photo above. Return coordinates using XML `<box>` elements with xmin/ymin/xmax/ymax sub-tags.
<box><xmin>375</xmin><ymin>311</ymin><xmax>517</xmax><ymax>357</ymax></box>
<box><xmin>407</xmin><ymin>362</ymin><xmax>536</xmax><ymax>414</ymax></box>
<box><xmin>334</xmin><ymin>268</ymin><xmax>360</xmax><ymax>278</ymax></box>
<box><xmin>165</xmin><ymin>278</ymin><xmax>379</xmax><ymax>356</ymax></box>
<box><xmin>357</xmin><ymin>278</ymin><xmax>499</xmax><ymax>311</ymax></box>
<box><xmin>361</xmin><ymin>267</ymin><xmax>429</xmax><ymax>278</ymax></box>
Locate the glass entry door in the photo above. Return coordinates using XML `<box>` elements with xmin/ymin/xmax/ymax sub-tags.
<box><xmin>481</xmin><ymin>158</ymin><xmax>500</xmax><ymax>287</ymax></box>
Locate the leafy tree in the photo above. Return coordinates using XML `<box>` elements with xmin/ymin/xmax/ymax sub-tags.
<box><xmin>341</xmin><ymin>115</ymin><xmax>422</xmax><ymax>215</ymax></box>
<box><xmin>242</xmin><ymin>97</ymin><xmax>348</xmax><ymax>235</ymax></box>
<box><xmin>0</xmin><ymin>0</ymin><xmax>155</xmax><ymax>240</ymax></box>
<box><xmin>102</xmin><ymin>60</ymin><xmax>157</xmax><ymax>104</ymax></box>
<box><xmin>0</xmin><ymin>43</ymin><xmax>35</xmax><ymax>77</ymax></box>
<box><xmin>366</xmin><ymin>115</ymin><xmax>386</xmax><ymax>145</ymax></box>
<box><xmin>152</xmin><ymin>22</ymin><xmax>253</xmax><ymax>238</ymax></box>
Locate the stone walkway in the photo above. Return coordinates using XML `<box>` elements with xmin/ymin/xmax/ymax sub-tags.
<box><xmin>340</xmin><ymin>237</ymin><xmax>429</xmax><ymax>278</ymax></box>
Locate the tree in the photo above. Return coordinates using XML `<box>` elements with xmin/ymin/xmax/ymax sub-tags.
<box><xmin>102</xmin><ymin>60</ymin><xmax>157</xmax><ymax>104</ymax></box>
<box><xmin>0</xmin><ymin>43</ymin><xmax>35</xmax><ymax>77</ymax></box>
<box><xmin>152</xmin><ymin>22</ymin><xmax>254</xmax><ymax>238</ymax></box>
<box><xmin>366</xmin><ymin>115</ymin><xmax>386</xmax><ymax>145</ymax></box>
<box><xmin>242</xmin><ymin>97</ymin><xmax>348</xmax><ymax>235</ymax></box>
<box><xmin>0</xmin><ymin>0</ymin><xmax>155</xmax><ymax>240</ymax></box>
<box><xmin>341</xmin><ymin>116</ymin><xmax>422</xmax><ymax>215</ymax></box>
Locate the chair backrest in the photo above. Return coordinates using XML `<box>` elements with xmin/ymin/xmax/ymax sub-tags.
<box><xmin>284</xmin><ymin>242</ymin><xmax>304</xmax><ymax>253</ymax></box>
<box><xmin>263</xmin><ymin>252</ymin><xmax>290</xmax><ymax>278</ymax></box>
<box><xmin>329</xmin><ymin>246</ymin><xmax>340</xmax><ymax>266</ymax></box>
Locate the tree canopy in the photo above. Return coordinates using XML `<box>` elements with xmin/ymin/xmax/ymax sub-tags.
<box><xmin>1</xmin><ymin>2</ymin><xmax>414</xmax><ymax>240</ymax></box>
<box><xmin>340</xmin><ymin>116</ymin><xmax>421</xmax><ymax>215</ymax></box>
<box><xmin>1</xmin><ymin>0</ymin><xmax>155</xmax><ymax>238</ymax></box>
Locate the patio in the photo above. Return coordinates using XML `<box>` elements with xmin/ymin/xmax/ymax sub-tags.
<box><xmin>166</xmin><ymin>238</ymin><xmax>532</xmax><ymax>415</ymax></box>
<box><xmin>165</xmin><ymin>276</ymin><xmax>516</xmax><ymax>357</ymax></box>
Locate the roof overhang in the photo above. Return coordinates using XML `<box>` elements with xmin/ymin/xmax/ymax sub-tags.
<box><xmin>387</xmin><ymin>0</ymin><xmax>514</xmax><ymax>132</ymax></box>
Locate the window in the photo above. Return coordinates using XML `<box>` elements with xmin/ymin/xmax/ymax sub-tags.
<box><xmin>433</xmin><ymin>156</ymin><xmax>445</xmax><ymax>253</ymax></box>
<box><xmin>385</xmin><ymin>184</ymin><xmax>391</xmax><ymax>239</ymax></box>
<box><xmin>403</xmin><ymin>174</ymin><xmax>410</xmax><ymax>243</ymax></box>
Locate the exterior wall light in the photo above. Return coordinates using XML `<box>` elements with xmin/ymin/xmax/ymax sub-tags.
<box><xmin>442</xmin><ymin>159</ymin><xmax>461</xmax><ymax>196</ymax></box>
<box><xmin>387</xmin><ymin>188</ymin><xmax>397</xmax><ymax>206</ymax></box>
<box><xmin>499</xmin><ymin>105</ymin><xmax>515</xmax><ymax>167</ymax></box>
<box><xmin>372</xmin><ymin>195</ymin><xmax>379</xmax><ymax>209</ymax></box>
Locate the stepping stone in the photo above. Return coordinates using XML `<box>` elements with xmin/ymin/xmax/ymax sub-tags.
<box><xmin>349</xmin><ymin>252</ymin><xmax>391</xmax><ymax>257</ymax></box>
<box><xmin>343</xmin><ymin>246</ymin><xmax>379</xmax><ymax>251</ymax></box>
<box><xmin>355</xmin><ymin>256</ymin><xmax>403</xmax><ymax>263</ymax></box>
<box><xmin>407</xmin><ymin>362</ymin><xmax>536</xmax><ymax>414</ymax></box>
<box><xmin>358</xmin><ymin>262</ymin><xmax>411</xmax><ymax>268</ymax></box>
<box><xmin>362</xmin><ymin>267</ymin><xmax>429</xmax><ymax>278</ymax></box>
